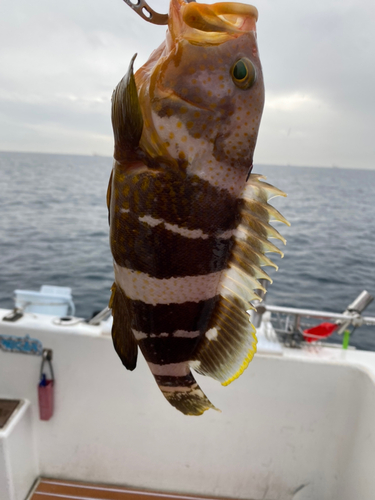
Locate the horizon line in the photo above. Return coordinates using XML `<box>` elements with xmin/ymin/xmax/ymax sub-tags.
<box><xmin>0</xmin><ymin>149</ymin><xmax>374</xmax><ymax>172</ymax></box>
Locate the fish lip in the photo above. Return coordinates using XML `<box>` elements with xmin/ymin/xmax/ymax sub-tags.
<box><xmin>170</xmin><ymin>90</ymin><xmax>212</xmax><ymax>112</ymax></box>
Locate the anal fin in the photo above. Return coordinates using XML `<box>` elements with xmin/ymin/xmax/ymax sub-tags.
<box><xmin>192</xmin><ymin>295</ymin><xmax>257</xmax><ymax>386</ymax></box>
<box><xmin>109</xmin><ymin>282</ymin><xmax>138</xmax><ymax>371</ymax></box>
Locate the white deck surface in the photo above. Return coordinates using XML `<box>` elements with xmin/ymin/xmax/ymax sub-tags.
<box><xmin>1</xmin><ymin>308</ymin><xmax>375</xmax><ymax>500</ymax></box>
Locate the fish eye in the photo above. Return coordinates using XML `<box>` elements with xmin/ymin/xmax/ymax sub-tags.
<box><xmin>231</xmin><ymin>58</ymin><xmax>256</xmax><ymax>90</ymax></box>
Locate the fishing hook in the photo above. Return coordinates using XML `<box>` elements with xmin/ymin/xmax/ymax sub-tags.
<box><xmin>121</xmin><ymin>0</ymin><xmax>196</xmax><ymax>25</ymax></box>
<box><xmin>122</xmin><ymin>0</ymin><xmax>168</xmax><ymax>25</ymax></box>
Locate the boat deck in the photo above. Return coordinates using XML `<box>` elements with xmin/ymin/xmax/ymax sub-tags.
<box><xmin>30</xmin><ymin>479</ymin><xmax>229</xmax><ymax>500</ymax></box>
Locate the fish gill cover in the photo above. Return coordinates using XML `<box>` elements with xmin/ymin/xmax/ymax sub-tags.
<box><xmin>107</xmin><ymin>0</ymin><xmax>289</xmax><ymax>415</ymax></box>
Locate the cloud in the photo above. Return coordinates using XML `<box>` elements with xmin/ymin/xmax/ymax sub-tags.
<box><xmin>1</xmin><ymin>0</ymin><xmax>374</xmax><ymax>167</ymax></box>
<box><xmin>265</xmin><ymin>93</ymin><xmax>323</xmax><ymax>112</ymax></box>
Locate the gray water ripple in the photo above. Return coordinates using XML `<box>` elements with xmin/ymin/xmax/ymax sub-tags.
<box><xmin>1</xmin><ymin>152</ymin><xmax>375</xmax><ymax>349</ymax></box>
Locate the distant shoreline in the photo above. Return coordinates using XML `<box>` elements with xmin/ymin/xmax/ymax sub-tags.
<box><xmin>0</xmin><ymin>150</ymin><xmax>374</xmax><ymax>172</ymax></box>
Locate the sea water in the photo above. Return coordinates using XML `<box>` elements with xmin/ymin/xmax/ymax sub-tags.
<box><xmin>1</xmin><ymin>151</ymin><xmax>375</xmax><ymax>350</ymax></box>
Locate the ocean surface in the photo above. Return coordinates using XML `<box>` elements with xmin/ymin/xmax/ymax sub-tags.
<box><xmin>1</xmin><ymin>151</ymin><xmax>375</xmax><ymax>350</ymax></box>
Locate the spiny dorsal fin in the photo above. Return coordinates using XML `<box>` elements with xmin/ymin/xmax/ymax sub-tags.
<box><xmin>112</xmin><ymin>54</ymin><xmax>144</xmax><ymax>163</ymax></box>
<box><xmin>109</xmin><ymin>282</ymin><xmax>138</xmax><ymax>371</ymax></box>
<box><xmin>191</xmin><ymin>174</ymin><xmax>289</xmax><ymax>386</ymax></box>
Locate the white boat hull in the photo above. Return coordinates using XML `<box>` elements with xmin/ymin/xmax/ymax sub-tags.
<box><xmin>1</xmin><ymin>308</ymin><xmax>375</xmax><ymax>500</ymax></box>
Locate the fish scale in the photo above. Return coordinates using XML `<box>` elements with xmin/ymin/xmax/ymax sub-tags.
<box><xmin>108</xmin><ymin>0</ymin><xmax>289</xmax><ymax>415</ymax></box>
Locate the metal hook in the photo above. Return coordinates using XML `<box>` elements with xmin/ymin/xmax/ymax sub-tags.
<box><xmin>40</xmin><ymin>348</ymin><xmax>54</xmax><ymax>382</ymax></box>
<box><xmin>122</xmin><ymin>0</ymin><xmax>169</xmax><ymax>25</ymax></box>
<box><xmin>121</xmin><ymin>0</ymin><xmax>197</xmax><ymax>25</ymax></box>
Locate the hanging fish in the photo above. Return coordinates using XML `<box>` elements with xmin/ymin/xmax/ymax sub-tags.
<box><xmin>107</xmin><ymin>0</ymin><xmax>289</xmax><ymax>415</ymax></box>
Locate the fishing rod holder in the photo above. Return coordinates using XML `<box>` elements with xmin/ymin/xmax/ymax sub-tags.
<box><xmin>335</xmin><ymin>290</ymin><xmax>374</xmax><ymax>335</ymax></box>
<box><xmin>87</xmin><ymin>306</ymin><xmax>112</xmax><ymax>326</ymax></box>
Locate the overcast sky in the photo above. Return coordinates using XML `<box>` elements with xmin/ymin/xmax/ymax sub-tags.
<box><xmin>1</xmin><ymin>0</ymin><xmax>374</xmax><ymax>168</ymax></box>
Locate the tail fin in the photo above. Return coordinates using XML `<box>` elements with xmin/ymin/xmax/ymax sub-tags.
<box><xmin>152</xmin><ymin>368</ymin><xmax>219</xmax><ymax>416</ymax></box>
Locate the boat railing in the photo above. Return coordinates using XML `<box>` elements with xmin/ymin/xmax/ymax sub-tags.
<box><xmin>252</xmin><ymin>289</ymin><xmax>375</xmax><ymax>348</ymax></box>
<box><xmin>265</xmin><ymin>304</ymin><xmax>375</xmax><ymax>348</ymax></box>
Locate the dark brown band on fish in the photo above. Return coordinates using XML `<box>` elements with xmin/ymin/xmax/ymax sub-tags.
<box><xmin>154</xmin><ymin>373</ymin><xmax>197</xmax><ymax>387</ymax></box>
<box><xmin>111</xmin><ymin>211</ymin><xmax>233</xmax><ymax>278</ymax></box>
<box><xmin>138</xmin><ymin>337</ymin><xmax>200</xmax><ymax>364</ymax></box>
<box><xmin>124</xmin><ymin>295</ymin><xmax>218</xmax><ymax>335</ymax></box>
<box><xmin>111</xmin><ymin>166</ymin><xmax>239</xmax><ymax>234</ymax></box>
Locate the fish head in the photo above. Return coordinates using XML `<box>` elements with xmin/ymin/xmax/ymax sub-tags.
<box><xmin>136</xmin><ymin>0</ymin><xmax>264</xmax><ymax>181</ymax></box>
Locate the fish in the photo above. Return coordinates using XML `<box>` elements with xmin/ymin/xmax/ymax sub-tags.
<box><xmin>107</xmin><ymin>0</ymin><xmax>289</xmax><ymax>415</ymax></box>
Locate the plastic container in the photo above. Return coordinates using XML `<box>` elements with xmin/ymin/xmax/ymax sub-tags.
<box><xmin>14</xmin><ymin>285</ymin><xmax>75</xmax><ymax>316</ymax></box>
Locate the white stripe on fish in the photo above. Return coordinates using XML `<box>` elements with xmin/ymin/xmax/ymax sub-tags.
<box><xmin>138</xmin><ymin>214</ymin><xmax>234</xmax><ymax>240</ymax></box>
<box><xmin>151</xmin><ymin>112</ymin><xmax>247</xmax><ymax>195</ymax></box>
<box><xmin>147</xmin><ymin>361</ymin><xmax>190</xmax><ymax>377</ymax></box>
<box><xmin>139</xmin><ymin>215</ymin><xmax>210</xmax><ymax>239</ymax></box>
<box><xmin>114</xmin><ymin>263</ymin><xmax>222</xmax><ymax>305</ymax></box>
<box><xmin>132</xmin><ymin>329</ymin><xmax>200</xmax><ymax>340</ymax></box>
<box><xmin>187</xmin><ymin>159</ymin><xmax>247</xmax><ymax>197</ymax></box>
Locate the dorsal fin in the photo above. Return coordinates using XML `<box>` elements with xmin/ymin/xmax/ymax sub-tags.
<box><xmin>191</xmin><ymin>174</ymin><xmax>289</xmax><ymax>385</ymax></box>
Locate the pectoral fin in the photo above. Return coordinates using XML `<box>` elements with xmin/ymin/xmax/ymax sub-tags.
<box><xmin>107</xmin><ymin>169</ymin><xmax>113</xmax><ymax>224</ymax></box>
<box><xmin>109</xmin><ymin>282</ymin><xmax>138</xmax><ymax>371</ymax></box>
<box><xmin>111</xmin><ymin>54</ymin><xmax>144</xmax><ymax>163</ymax></box>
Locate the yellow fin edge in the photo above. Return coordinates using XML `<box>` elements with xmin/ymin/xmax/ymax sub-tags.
<box><xmin>221</xmin><ymin>331</ymin><xmax>257</xmax><ymax>387</ymax></box>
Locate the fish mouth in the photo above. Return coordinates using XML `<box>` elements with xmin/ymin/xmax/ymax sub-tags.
<box><xmin>181</xmin><ymin>1</ymin><xmax>258</xmax><ymax>33</ymax></box>
<box><xmin>171</xmin><ymin>90</ymin><xmax>212</xmax><ymax>112</ymax></box>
